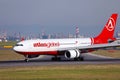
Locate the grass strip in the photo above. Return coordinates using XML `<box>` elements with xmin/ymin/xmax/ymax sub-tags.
<box><xmin>0</xmin><ymin>64</ymin><xmax>120</xmax><ymax>80</ymax></box>
<box><xmin>0</xmin><ymin>50</ymin><xmax>24</xmax><ymax>61</ymax></box>
<box><xmin>93</xmin><ymin>50</ymin><xmax>120</xmax><ymax>58</ymax></box>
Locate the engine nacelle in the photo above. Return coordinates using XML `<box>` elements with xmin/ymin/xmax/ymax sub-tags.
<box><xmin>65</xmin><ymin>49</ymin><xmax>80</xmax><ymax>59</ymax></box>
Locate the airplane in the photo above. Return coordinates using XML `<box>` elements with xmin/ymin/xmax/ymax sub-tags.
<box><xmin>13</xmin><ymin>13</ymin><xmax>120</xmax><ymax>62</ymax></box>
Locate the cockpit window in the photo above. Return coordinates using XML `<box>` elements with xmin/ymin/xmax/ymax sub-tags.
<box><xmin>15</xmin><ymin>44</ymin><xmax>23</xmax><ymax>46</ymax></box>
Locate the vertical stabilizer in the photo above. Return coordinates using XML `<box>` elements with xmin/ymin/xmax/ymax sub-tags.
<box><xmin>93</xmin><ymin>13</ymin><xmax>118</xmax><ymax>44</ymax></box>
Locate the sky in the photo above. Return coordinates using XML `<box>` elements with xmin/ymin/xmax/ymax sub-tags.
<box><xmin>0</xmin><ymin>0</ymin><xmax>120</xmax><ymax>37</ymax></box>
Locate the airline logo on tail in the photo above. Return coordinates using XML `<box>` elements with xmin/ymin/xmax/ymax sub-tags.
<box><xmin>106</xmin><ymin>17</ymin><xmax>115</xmax><ymax>31</ymax></box>
<box><xmin>93</xmin><ymin>13</ymin><xmax>118</xmax><ymax>44</ymax></box>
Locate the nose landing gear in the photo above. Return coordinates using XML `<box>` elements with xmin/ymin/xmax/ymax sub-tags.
<box><xmin>24</xmin><ymin>55</ymin><xmax>29</xmax><ymax>62</ymax></box>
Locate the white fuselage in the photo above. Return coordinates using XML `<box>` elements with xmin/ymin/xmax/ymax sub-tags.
<box><xmin>13</xmin><ymin>38</ymin><xmax>91</xmax><ymax>53</ymax></box>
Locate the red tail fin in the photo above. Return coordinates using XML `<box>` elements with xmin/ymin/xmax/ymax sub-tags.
<box><xmin>93</xmin><ymin>13</ymin><xmax>118</xmax><ymax>44</ymax></box>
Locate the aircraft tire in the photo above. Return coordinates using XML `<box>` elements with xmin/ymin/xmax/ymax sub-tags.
<box><xmin>51</xmin><ymin>57</ymin><xmax>61</xmax><ymax>61</ymax></box>
<box><xmin>24</xmin><ymin>59</ymin><xmax>29</xmax><ymax>62</ymax></box>
<box><xmin>74</xmin><ymin>57</ymin><xmax>84</xmax><ymax>61</ymax></box>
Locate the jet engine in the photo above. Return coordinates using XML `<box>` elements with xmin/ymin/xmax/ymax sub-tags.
<box><xmin>65</xmin><ymin>49</ymin><xmax>80</xmax><ymax>59</ymax></box>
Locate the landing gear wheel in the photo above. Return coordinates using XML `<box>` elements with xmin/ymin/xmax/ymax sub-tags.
<box><xmin>24</xmin><ymin>59</ymin><xmax>29</xmax><ymax>62</ymax></box>
<box><xmin>74</xmin><ymin>58</ymin><xmax>79</xmax><ymax>61</ymax></box>
<box><xmin>24</xmin><ymin>55</ymin><xmax>29</xmax><ymax>62</ymax></box>
<box><xmin>79</xmin><ymin>57</ymin><xmax>84</xmax><ymax>61</ymax></box>
<box><xmin>74</xmin><ymin>57</ymin><xmax>84</xmax><ymax>61</ymax></box>
<box><xmin>51</xmin><ymin>56</ymin><xmax>61</xmax><ymax>61</ymax></box>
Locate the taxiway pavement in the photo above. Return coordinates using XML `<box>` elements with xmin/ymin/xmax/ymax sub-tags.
<box><xmin>0</xmin><ymin>53</ymin><xmax>120</xmax><ymax>67</ymax></box>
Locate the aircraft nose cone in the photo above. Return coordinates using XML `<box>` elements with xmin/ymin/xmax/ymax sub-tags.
<box><xmin>13</xmin><ymin>46</ymin><xmax>21</xmax><ymax>52</ymax></box>
<box><xmin>13</xmin><ymin>46</ymin><xmax>18</xmax><ymax>51</ymax></box>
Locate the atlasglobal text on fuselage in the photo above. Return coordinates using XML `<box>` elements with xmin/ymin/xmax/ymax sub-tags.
<box><xmin>13</xmin><ymin>13</ymin><xmax>120</xmax><ymax>62</ymax></box>
<box><xmin>33</xmin><ymin>42</ymin><xmax>60</xmax><ymax>48</ymax></box>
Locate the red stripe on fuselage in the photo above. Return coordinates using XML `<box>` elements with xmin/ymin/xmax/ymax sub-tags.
<box><xmin>90</xmin><ymin>38</ymin><xmax>94</xmax><ymax>45</ymax></box>
<box><xmin>15</xmin><ymin>51</ymin><xmax>58</xmax><ymax>55</ymax></box>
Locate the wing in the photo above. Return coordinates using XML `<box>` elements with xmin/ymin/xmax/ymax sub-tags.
<box><xmin>58</xmin><ymin>42</ymin><xmax>120</xmax><ymax>52</ymax></box>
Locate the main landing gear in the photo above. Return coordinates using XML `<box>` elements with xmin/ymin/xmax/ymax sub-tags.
<box><xmin>24</xmin><ymin>55</ymin><xmax>84</xmax><ymax>62</ymax></box>
<box><xmin>74</xmin><ymin>57</ymin><xmax>84</xmax><ymax>61</ymax></box>
<box><xmin>51</xmin><ymin>56</ymin><xmax>84</xmax><ymax>61</ymax></box>
<box><xmin>51</xmin><ymin>56</ymin><xmax>61</xmax><ymax>61</ymax></box>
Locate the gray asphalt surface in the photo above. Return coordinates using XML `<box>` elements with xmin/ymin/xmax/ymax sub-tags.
<box><xmin>0</xmin><ymin>53</ymin><xmax>120</xmax><ymax>67</ymax></box>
